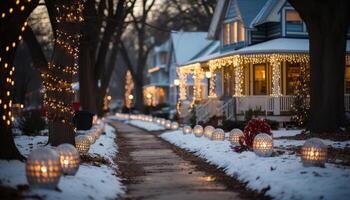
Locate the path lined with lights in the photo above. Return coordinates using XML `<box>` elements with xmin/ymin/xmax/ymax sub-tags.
<box><xmin>110</xmin><ymin>121</ymin><xmax>248</xmax><ymax>200</ymax></box>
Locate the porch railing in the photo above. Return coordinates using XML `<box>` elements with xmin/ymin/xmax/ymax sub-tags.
<box><xmin>195</xmin><ymin>100</ymin><xmax>212</xmax><ymax>124</ymax></box>
<box><xmin>217</xmin><ymin>98</ymin><xmax>236</xmax><ymax>121</ymax></box>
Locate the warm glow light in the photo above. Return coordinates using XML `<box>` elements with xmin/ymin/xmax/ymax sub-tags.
<box><xmin>128</xmin><ymin>94</ymin><xmax>134</xmax><ymax>100</ymax></box>
<box><xmin>301</xmin><ymin>138</ymin><xmax>327</xmax><ymax>167</ymax></box>
<box><xmin>253</xmin><ymin>133</ymin><xmax>273</xmax><ymax>157</ymax></box>
<box><xmin>205</xmin><ymin>71</ymin><xmax>212</xmax><ymax>78</ymax></box>
<box><xmin>173</xmin><ymin>79</ymin><xmax>180</xmax><ymax>86</ymax></box>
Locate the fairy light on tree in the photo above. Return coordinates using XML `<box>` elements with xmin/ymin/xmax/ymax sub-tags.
<box><xmin>43</xmin><ymin>0</ymin><xmax>84</xmax><ymax>146</ymax></box>
<box><xmin>0</xmin><ymin>0</ymin><xmax>38</xmax><ymax>159</ymax></box>
<box><xmin>291</xmin><ymin>63</ymin><xmax>310</xmax><ymax>127</ymax></box>
<box><xmin>125</xmin><ymin>70</ymin><xmax>134</xmax><ymax>109</ymax></box>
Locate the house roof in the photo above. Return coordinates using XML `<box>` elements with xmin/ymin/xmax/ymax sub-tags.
<box><xmin>171</xmin><ymin>31</ymin><xmax>213</xmax><ymax>66</ymax></box>
<box><xmin>250</xmin><ymin>0</ymin><xmax>285</xmax><ymax>27</ymax></box>
<box><xmin>181</xmin><ymin>38</ymin><xmax>350</xmax><ymax>65</ymax></box>
<box><xmin>236</xmin><ymin>0</ymin><xmax>268</xmax><ymax>28</ymax></box>
<box><xmin>181</xmin><ymin>41</ymin><xmax>220</xmax><ymax>66</ymax></box>
<box><xmin>208</xmin><ymin>0</ymin><xmax>268</xmax><ymax>39</ymax></box>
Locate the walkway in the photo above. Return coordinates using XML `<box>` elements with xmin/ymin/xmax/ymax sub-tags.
<box><xmin>110</xmin><ymin>121</ymin><xmax>247</xmax><ymax>200</ymax></box>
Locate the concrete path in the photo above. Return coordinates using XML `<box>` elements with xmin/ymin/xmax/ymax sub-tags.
<box><xmin>110</xmin><ymin>121</ymin><xmax>245</xmax><ymax>200</ymax></box>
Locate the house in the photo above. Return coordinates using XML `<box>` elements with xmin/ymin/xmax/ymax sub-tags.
<box><xmin>176</xmin><ymin>0</ymin><xmax>350</xmax><ymax>124</ymax></box>
<box><xmin>143</xmin><ymin>32</ymin><xmax>216</xmax><ymax>112</ymax></box>
<box><xmin>143</xmin><ymin>40</ymin><xmax>170</xmax><ymax>107</ymax></box>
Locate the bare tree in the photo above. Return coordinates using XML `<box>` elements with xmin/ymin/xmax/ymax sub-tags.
<box><xmin>79</xmin><ymin>0</ymin><xmax>135</xmax><ymax>115</ymax></box>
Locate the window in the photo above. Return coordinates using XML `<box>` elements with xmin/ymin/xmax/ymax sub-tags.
<box><xmin>346</xmin><ymin>65</ymin><xmax>350</xmax><ymax>93</ymax></box>
<box><xmin>159</xmin><ymin>52</ymin><xmax>167</xmax><ymax>65</ymax></box>
<box><xmin>231</xmin><ymin>21</ymin><xmax>238</xmax><ymax>43</ymax></box>
<box><xmin>286</xmin><ymin>10</ymin><xmax>304</xmax><ymax>32</ymax></box>
<box><xmin>223</xmin><ymin>20</ymin><xmax>245</xmax><ymax>46</ymax></box>
<box><xmin>286</xmin><ymin>63</ymin><xmax>300</xmax><ymax>95</ymax></box>
<box><xmin>238</xmin><ymin>21</ymin><xmax>245</xmax><ymax>41</ymax></box>
<box><xmin>224</xmin><ymin>23</ymin><xmax>230</xmax><ymax>45</ymax></box>
<box><xmin>253</xmin><ymin>64</ymin><xmax>267</xmax><ymax>95</ymax></box>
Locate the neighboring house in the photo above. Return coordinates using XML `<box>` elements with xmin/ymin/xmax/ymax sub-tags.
<box><xmin>144</xmin><ymin>32</ymin><xmax>216</xmax><ymax>111</ymax></box>
<box><xmin>143</xmin><ymin>40</ymin><xmax>170</xmax><ymax>107</ymax></box>
<box><xmin>177</xmin><ymin>0</ymin><xmax>350</xmax><ymax>124</ymax></box>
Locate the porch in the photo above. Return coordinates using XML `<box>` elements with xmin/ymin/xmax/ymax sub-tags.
<box><xmin>194</xmin><ymin>94</ymin><xmax>350</xmax><ymax>124</ymax></box>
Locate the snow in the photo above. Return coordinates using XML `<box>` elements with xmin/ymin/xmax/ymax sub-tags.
<box><xmin>0</xmin><ymin>123</ymin><xmax>124</xmax><ymax>199</ymax></box>
<box><xmin>272</xmin><ymin>129</ymin><xmax>301</xmax><ymax>138</ymax></box>
<box><xmin>160</xmin><ymin>130</ymin><xmax>350</xmax><ymax>200</ymax></box>
<box><xmin>275</xmin><ymin>139</ymin><xmax>350</xmax><ymax>149</ymax></box>
<box><xmin>127</xmin><ymin>120</ymin><xmax>165</xmax><ymax>131</ymax></box>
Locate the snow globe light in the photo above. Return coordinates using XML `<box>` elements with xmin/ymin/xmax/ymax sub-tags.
<box><xmin>75</xmin><ymin>135</ymin><xmax>91</xmax><ymax>155</ymax></box>
<box><xmin>160</xmin><ymin>119</ymin><xmax>166</xmax><ymax>126</ymax></box>
<box><xmin>211</xmin><ymin>128</ymin><xmax>225</xmax><ymax>141</ymax></box>
<box><xmin>26</xmin><ymin>147</ymin><xmax>61</xmax><ymax>189</ymax></box>
<box><xmin>165</xmin><ymin>120</ymin><xmax>172</xmax><ymax>129</ymax></box>
<box><xmin>171</xmin><ymin>122</ymin><xmax>179</xmax><ymax>130</ymax></box>
<box><xmin>229</xmin><ymin>129</ymin><xmax>244</xmax><ymax>146</ymax></box>
<box><xmin>183</xmin><ymin>126</ymin><xmax>192</xmax><ymax>134</ymax></box>
<box><xmin>56</xmin><ymin>144</ymin><xmax>80</xmax><ymax>175</ymax></box>
<box><xmin>253</xmin><ymin>133</ymin><xmax>273</xmax><ymax>157</ymax></box>
<box><xmin>204</xmin><ymin>126</ymin><xmax>215</xmax><ymax>139</ymax></box>
<box><xmin>86</xmin><ymin>132</ymin><xmax>96</xmax><ymax>144</ymax></box>
<box><xmin>193</xmin><ymin>125</ymin><xmax>203</xmax><ymax>137</ymax></box>
<box><xmin>301</xmin><ymin>138</ymin><xmax>327</xmax><ymax>167</ymax></box>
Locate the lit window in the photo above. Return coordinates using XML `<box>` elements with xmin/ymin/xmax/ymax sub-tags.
<box><xmin>224</xmin><ymin>23</ymin><xmax>230</xmax><ymax>45</ymax></box>
<box><xmin>238</xmin><ymin>22</ymin><xmax>245</xmax><ymax>41</ymax></box>
<box><xmin>286</xmin><ymin>63</ymin><xmax>300</xmax><ymax>95</ymax></box>
<box><xmin>231</xmin><ymin>21</ymin><xmax>238</xmax><ymax>43</ymax></box>
<box><xmin>346</xmin><ymin>66</ymin><xmax>350</xmax><ymax>94</ymax></box>
<box><xmin>286</xmin><ymin>10</ymin><xmax>303</xmax><ymax>32</ymax></box>
<box><xmin>253</xmin><ymin>64</ymin><xmax>267</xmax><ymax>95</ymax></box>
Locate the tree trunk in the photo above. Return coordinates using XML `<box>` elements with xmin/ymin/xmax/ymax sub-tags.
<box><xmin>79</xmin><ymin>43</ymin><xmax>98</xmax><ymax>113</ymax></box>
<box><xmin>46</xmin><ymin>1</ymin><xmax>82</xmax><ymax>146</ymax></box>
<box><xmin>288</xmin><ymin>0</ymin><xmax>350</xmax><ymax>133</ymax></box>
<box><xmin>0</xmin><ymin>0</ymin><xmax>38</xmax><ymax>160</ymax></box>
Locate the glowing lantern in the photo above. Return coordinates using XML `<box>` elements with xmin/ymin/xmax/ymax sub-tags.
<box><xmin>171</xmin><ymin>122</ymin><xmax>179</xmax><ymax>130</ymax></box>
<box><xmin>56</xmin><ymin>144</ymin><xmax>80</xmax><ymax>175</ymax></box>
<box><xmin>204</xmin><ymin>126</ymin><xmax>215</xmax><ymax>139</ymax></box>
<box><xmin>253</xmin><ymin>133</ymin><xmax>273</xmax><ymax>157</ymax></box>
<box><xmin>155</xmin><ymin>118</ymin><xmax>161</xmax><ymax>124</ymax></box>
<box><xmin>75</xmin><ymin>135</ymin><xmax>90</xmax><ymax>155</ymax></box>
<box><xmin>26</xmin><ymin>147</ymin><xmax>61</xmax><ymax>189</ymax></box>
<box><xmin>86</xmin><ymin>132</ymin><xmax>96</xmax><ymax>144</ymax></box>
<box><xmin>165</xmin><ymin>120</ymin><xmax>172</xmax><ymax>129</ymax></box>
<box><xmin>301</xmin><ymin>138</ymin><xmax>327</xmax><ymax>167</ymax></box>
<box><xmin>212</xmin><ymin>128</ymin><xmax>225</xmax><ymax>141</ymax></box>
<box><xmin>193</xmin><ymin>125</ymin><xmax>203</xmax><ymax>137</ymax></box>
<box><xmin>228</xmin><ymin>129</ymin><xmax>244</xmax><ymax>145</ymax></box>
<box><xmin>160</xmin><ymin>119</ymin><xmax>166</xmax><ymax>126</ymax></box>
<box><xmin>183</xmin><ymin>126</ymin><xmax>192</xmax><ymax>134</ymax></box>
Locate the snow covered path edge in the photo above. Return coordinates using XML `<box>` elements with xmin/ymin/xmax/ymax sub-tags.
<box><xmin>160</xmin><ymin>130</ymin><xmax>350</xmax><ymax>200</ymax></box>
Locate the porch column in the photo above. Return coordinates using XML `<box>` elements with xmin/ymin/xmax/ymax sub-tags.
<box><xmin>233</xmin><ymin>56</ymin><xmax>243</xmax><ymax>96</ymax></box>
<box><xmin>178</xmin><ymin>73</ymin><xmax>187</xmax><ymax>101</ymax></box>
<box><xmin>194</xmin><ymin>64</ymin><xmax>203</xmax><ymax>102</ymax></box>
<box><xmin>208</xmin><ymin>71</ymin><xmax>217</xmax><ymax>98</ymax></box>
<box><xmin>270</xmin><ymin>54</ymin><xmax>281</xmax><ymax>115</ymax></box>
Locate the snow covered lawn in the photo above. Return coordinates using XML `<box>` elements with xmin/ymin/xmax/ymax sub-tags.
<box><xmin>126</xmin><ymin>120</ymin><xmax>165</xmax><ymax>131</ymax></box>
<box><xmin>0</xmin><ymin>124</ymin><xmax>124</xmax><ymax>200</ymax></box>
<box><xmin>161</xmin><ymin>130</ymin><xmax>350</xmax><ymax>200</ymax></box>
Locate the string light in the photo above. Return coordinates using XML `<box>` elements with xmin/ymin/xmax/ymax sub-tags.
<box><xmin>124</xmin><ymin>70</ymin><xmax>134</xmax><ymax>108</ymax></box>
<box><xmin>0</xmin><ymin>1</ymin><xmax>29</xmax><ymax>127</ymax></box>
<box><xmin>42</xmin><ymin>1</ymin><xmax>84</xmax><ymax>123</ymax></box>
